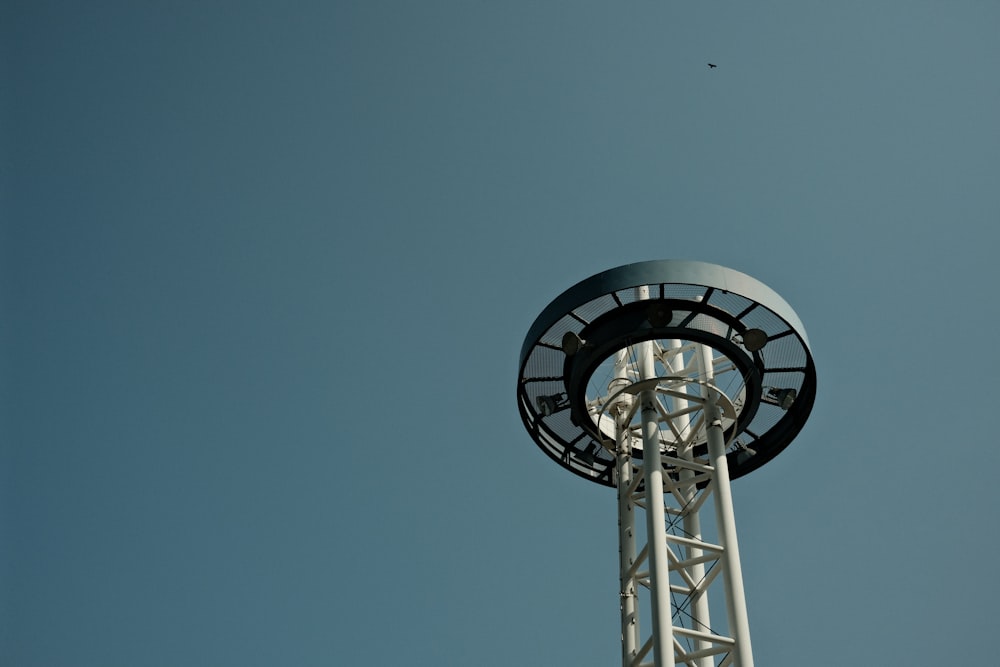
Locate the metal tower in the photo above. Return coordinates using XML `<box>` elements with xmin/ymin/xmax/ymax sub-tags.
<box><xmin>516</xmin><ymin>260</ymin><xmax>816</xmax><ymax>667</ymax></box>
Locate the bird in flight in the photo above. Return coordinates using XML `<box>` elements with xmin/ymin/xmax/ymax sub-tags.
<box><xmin>708</xmin><ymin>63</ymin><xmax>717</xmax><ymax>68</ymax></box>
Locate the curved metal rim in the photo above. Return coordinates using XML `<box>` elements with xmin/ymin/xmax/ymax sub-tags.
<box><xmin>520</xmin><ymin>259</ymin><xmax>812</xmax><ymax>369</ymax></box>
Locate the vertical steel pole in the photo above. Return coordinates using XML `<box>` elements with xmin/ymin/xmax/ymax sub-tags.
<box><xmin>613</xmin><ymin>350</ymin><xmax>640</xmax><ymax>664</ymax></box>
<box><xmin>699</xmin><ymin>345</ymin><xmax>754</xmax><ymax>667</ymax></box>
<box><xmin>669</xmin><ymin>340</ymin><xmax>712</xmax><ymax>667</ymax></box>
<box><xmin>637</xmin><ymin>286</ymin><xmax>674</xmax><ymax>667</ymax></box>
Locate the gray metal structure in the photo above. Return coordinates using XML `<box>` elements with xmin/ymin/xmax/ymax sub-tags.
<box><xmin>517</xmin><ymin>260</ymin><xmax>816</xmax><ymax>667</ymax></box>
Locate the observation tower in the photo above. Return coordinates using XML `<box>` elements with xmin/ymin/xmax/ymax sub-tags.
<box><xmin>516</xmin><ymin>260</ymin><xmax>816</xmax><ymax>667</ymax></box>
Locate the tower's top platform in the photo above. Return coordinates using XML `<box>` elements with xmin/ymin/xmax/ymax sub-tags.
<box><xmin>516</xmin><ymin>260</ymin><xmax>817</xmax><ymax>486</ymax></box>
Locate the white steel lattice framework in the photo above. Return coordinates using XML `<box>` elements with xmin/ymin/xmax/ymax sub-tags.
<box><xmin>604</xmin><ymin>327</ymin><xmax>752</xmax><ymax>667</ymax></box>
<box><xmin>517</xmin><ymin>261</ymin><xmax>817</xmax><ymax>667</ymax></box>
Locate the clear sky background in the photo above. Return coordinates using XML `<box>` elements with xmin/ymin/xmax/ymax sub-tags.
<box><xmin>3</xmin><ymin>2</ymin><xmax>1000</xmax><ymax>665</ymax></box>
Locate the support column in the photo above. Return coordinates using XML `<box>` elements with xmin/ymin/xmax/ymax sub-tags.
<box><xmin>669</xmin><ymin>340</ymin><xmax>711</xmax><ymax>667</ymax></box>
<box><xmin>700</xmin><ymin>346</ymin><xmax>754</xmax><ymax>667</ymax></box>
<box><xmin>637</xmin><ymin>286</ymin><xmax>674</xmax><ymax>667</ymax></box>
<box><xmin>614</xmin><ymin>351</ymin><xmax>640</xmax><ymax>663</ymax></box>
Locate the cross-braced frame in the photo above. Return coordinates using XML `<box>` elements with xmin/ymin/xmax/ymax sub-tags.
<box><xmin>599</xmin><ymin>329</ymin><xmax>753</xmax><ymax>667</ymax></box>
<box><xmin>616</xmin><ymin>436</ymin><xmax>750</xmax><ymax>667</ymax></box>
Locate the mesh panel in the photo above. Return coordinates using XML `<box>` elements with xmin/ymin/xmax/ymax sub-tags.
<box><xmin>741</xmin><ymin>306</ymin><xmax>792</xmax><ymax>338</ymax></box>
<box><xmin>573</xmin><ymin>294</ymin><xmax>619</xmax><ymax>324</ymax></box>
<box><xmin>614</xmin><ymin>288</ymin><xmax>642</xmax><ymax>304</ymax></box>
<box><xmin>523</xmin><ymin>345</ymin><xmax>564</xmax><ymax>381</ymax></box>
<box><xmin>760</xmin><ymin>334</ymin><xmax>808</xmax><ymax>370</ymax></box>
<box><xmin>749</xmin><ymin>402</ymin><xmax>785</xmax><ymax>436</ymax></box>
<box><xmin>707</xmin><ymin>290</ymin><xmax>756</xmax><ymax>319</ymax></box>
<box><xmin>544</xmin><ymin>409</ymin><xmax>580</xmax><ymax>444</ymax></box>
<box><xmin>682</xmin><ymin>312</ymin><xmax>731</xmax><ymax>339</ymax></box>
<box><xmin>661</xmin><ymin>284</ymin><xmax>710</xmax><ymax>301</ymax></box>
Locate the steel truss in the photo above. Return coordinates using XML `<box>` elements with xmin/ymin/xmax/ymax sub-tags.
<box><xmin>617</xmin><ymin>443</ymin><xmax>750</xmax><ymax>667</ymax></box>
<box><xmin>600</xmin><ymin>336</ymin><xmax>754</xmax><ymax>666</ymax></box>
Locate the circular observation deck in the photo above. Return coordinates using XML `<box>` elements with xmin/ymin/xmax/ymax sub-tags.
<box><xmin>517</xmin><ymin>260</ymin><xmax>816</xmax><ymax>487</ymax></box>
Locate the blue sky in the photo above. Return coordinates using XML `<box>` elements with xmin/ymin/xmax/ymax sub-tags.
<box><xmin>3</xmin><ymin>2</ymin><xmax>1000</xmax><ymax>665</ymax></box>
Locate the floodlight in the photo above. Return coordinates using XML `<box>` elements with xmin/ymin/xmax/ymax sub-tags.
<box><xmin>577</xmin><ymin>443</ymin><xmax>598</xmax><ymax>466</ymax></box>
<box><xmin>741</xmin><ymin>328</ymin><xmax>768</xmax><ymax>352</ymax></box>
<box><xmin>536</xmin><ymin>394</ymin><xmax>563</xmax><ymax>416</ymax></box>
<box><xmin>646</xmin><ymin>302</ymin><xmax>673</xmax><ymax>328</ymax></box>
<box><xmin>767</xmin><ymin>387</ymin><xmax>797</xmax><ymax>410</ymax></box>
<box><xmin>562</xmin><ymin>331</ymin><xmax>585</xmax><ymax>356</ymax></box>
